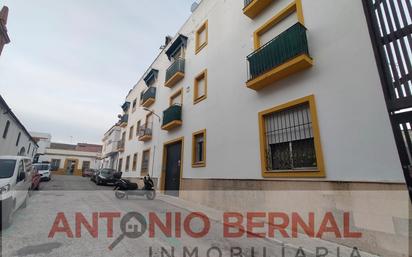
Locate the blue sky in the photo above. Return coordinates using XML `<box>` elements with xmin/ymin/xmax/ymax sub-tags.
<box><xmin>0</xmin><ymin>0</ymin><xmax>193</xmax><ymax>144</ymax></box>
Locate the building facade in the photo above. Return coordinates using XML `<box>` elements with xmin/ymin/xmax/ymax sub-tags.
<box><xmin>0</xmin><ymin>95</ymin><xmax>38</xmax><ymax>157</ymax></box>
<box><xmin>0</xmin><ymin>6</ymin><xmax>10</xmax><ymax>56</ymax></box>
<box><xmin>111</xmin><ymin>0</ymin><xmax>410</xmax><ymax>255</ymax></box>
<box><xmin>101</xmin><ymin>125</ymin><xmax>122</xmax><ymax>169</ymax></box>
<box><xmin>43</xmin><ymin>143</ymin><xmax>102</xmax><ymax>176</ymax></box>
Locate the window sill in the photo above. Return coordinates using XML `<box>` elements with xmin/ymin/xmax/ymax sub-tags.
<box><xmin>262</xmin><ymin>169</ymin><xmax>325</xmax><ymax>178</ymax></box>
<box><xmin>192</xmin><ymin>162</ymin><xmax>206</xmax><ymax>168</ymax></box>
<box><xmin>195</xmin><ymin>42</ymin><xmax>207</xmax><ymax>55</ymax></box>
<box><xmin>193</xmin><ymin>95</ymin><xmax>207</xmax><ymax>104</ymax></box>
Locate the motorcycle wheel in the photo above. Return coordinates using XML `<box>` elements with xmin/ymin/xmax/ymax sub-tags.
<box><xmin>115</xmin><ymin>190</ymin><xmax>126</xmax><ymax>199</ymax></box>
<box><xmin>146</xmin><ymin>190</ymin><xmax>156</xmax><ymax>200</ymax></box>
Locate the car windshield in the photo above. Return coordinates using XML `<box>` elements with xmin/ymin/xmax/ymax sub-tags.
<box><xmin>34</xmin><ymin>164</ymin><xmax>50</xmax><ymax>170</ymax></box>
<box><xmin>100</xmin><ymin>169</ymin><xmax>114</xmax><ymax>176</ymax></box>
<box><xmin>0</xmin><ymin>159</ymin><xmax>16</xmax><ymax>178</ymax></box>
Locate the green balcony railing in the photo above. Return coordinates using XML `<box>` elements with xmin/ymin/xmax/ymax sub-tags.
<box><xmin>141</xmin><ymin>87</ymin><xmax>156</xmax><ymax>103</ymax></box>
<box><xmin>165</xmin><ymin>58</ymin><xmax>185</xmax><ymax>83</ymax></box>
<box><xmin>162</xmin><ymin>104</ymin><xmax>182</xmax><ymax>127</ymax></box>
<box><xmin>247</xmin><ymin>22</ymin><xmax>310</xmax><ymax>81</ymax></box>
<box><xmin>244</xmin><ymin>0</ymin><xmax>254</xmax><ymax>7</ymax></box>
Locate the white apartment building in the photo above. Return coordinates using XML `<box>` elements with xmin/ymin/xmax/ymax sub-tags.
<box><xmin>111</xmin><ymin>0</ymin><xmax>411</xmax><ymax>255</ymax></box>
<box><xmin>30</xmin><ymin>131</ymin><xmax>51</xmax><ymax>154</ymax></box>
<box><xmin>0</xmin><ymin>95</ymin><xmax>38</xmax><ymax>157</ymax></box>
<box><xmin>101</xmin><ymin>124</ymin><xmax>122</xmax><ymax>169</ymax></box>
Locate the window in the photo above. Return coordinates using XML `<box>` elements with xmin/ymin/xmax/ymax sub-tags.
<box><xmin>194</xmin><ymin>69</ymin><xmax>207</xmax><ymax>104</ymax></box>
<box><xmin>3</xmin><ymin>120</ymin><xmax>10</xmax><ymax>139</ymax></box>
<box><xmin>136</xmin><ymin>120</ymin><xmax>141</xmax><ymax>136</ymax></box>
<box><xmin>253</xmin><ymin>0</ymin><xmax>304</xmax><ymax>49</ymax></box>
<box><xmin>192</xmin><ymin>129</ymin><xmax>206</xmax><ymax>167</ymax></box>
<box><xmin>17</xmin><ymin>160</ymin><xmax>25</xmax><ymax>182</ymax></box>
<box><xmin>195</xmin><ymin>20</ymin><xmax>208</xmax><ymax>54</ymax></box>
<box><xmin>118</xmin><ymin>158</ymin><xmax>123</xmax><ymax>172</ymax></box>
<box><xmin>141</xmin><ymin>149</ymin><xmax>150</xmax><ymax>176</ymax></box>
<box><xmin>170</xmin><ymin>89</ymin><xmax>183</xmax><ymax>106</ymax></box>
<box><xmin>16</xmin><ymin>132</ymin><xmax>21</xmax><ymax>146</ymax></box>
<box><xmin>82</xmin><ymin>161</ymin><xmax>90</xmax><ymax>171</ymax></box>
<box><xmin>258</xmin><ymin>95</ymin><xmax>324</xmax><ymax>177</ymax></box>
<box><xmin>132</xmin><ymin>98</ymin><xmax>137</xmax><ymax>112</ymax></box>
<box><xmin>27</xmin><ymin>143</ymin><xmax>31</xmax><ymax>154</ymax></box>
<box><xmin>125</xmin><ymin>156</ymin><xmax>130</xmax><ymax>172</ymax></box>
<box><xmin>51</xmin><ymin>159</ymin><xmax>61</xmax><ymax>171</ymax></box>
<box><xmin>132</xmin><ymin>153</ymin><xmax>138</xmax><ymax>171</ymax></box>
<box><xmin>129</xmin><ymin>126</ymin><xmax>134</xmax><ymax>140</ymax></box>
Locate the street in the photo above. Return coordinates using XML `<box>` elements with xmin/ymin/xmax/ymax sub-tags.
<box><xmin>0</xmin><ymin>175</ymin><xmax>303</xmax><ymax>257</ymax></box>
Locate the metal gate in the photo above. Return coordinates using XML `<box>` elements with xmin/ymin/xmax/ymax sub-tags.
<box><xmin>362</xmin><ymin>0</ymin><xmax>412</xmax><ymax>198</ymax></box>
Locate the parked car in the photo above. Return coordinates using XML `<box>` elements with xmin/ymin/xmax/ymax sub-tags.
<box><xmin>95</xmin><ymin>169</ymin><xmax>117</xmax><ymax>185</ymax></box>
<box><xmin>0</xmin><ymin>156</ymin><xmax>33</xmax><ymax>228</ymax></box>
<box><xmin>33</xmin><ymin>163</ymin><xmax>52</xmax><ymax>181</ymax></box>
<box><xmin>82</xmin><ymin>168</ymin><xmax>95</xmax><ymax>177</ymax></box>
<box><xmin>31</xmin><ymin>168</ymin><xmax>41</xmax><ymax>191</ymax></box>
<box><xmin>90</xmin><ymin>170</ymin><xmax>100</xmax><ymax>183</ymax></box>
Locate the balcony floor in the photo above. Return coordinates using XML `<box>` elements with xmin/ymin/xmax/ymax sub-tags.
<box><xmin>141</xmin><ymin>98</ymin><xmax>155</xmax><ymax>108</ymax></box>
<box><xmin>161</xmin><ymin>120</ymin><xmax>182</xmax><ymax>131</ymax></box>
<box><xmin>138</xmin><ymin>135</ymin><xmax>152</xmax><ymax>142</ymax></box>
<box><xmin>246</xmin><ymin>54</ymin><xmax>313</xmax><ymax>91</ymax></box>
<box><xmin>165</xmin><ymin>72</ymin><xmax>184</xmax><ymax>88</ymax></box>
<box><xmin>243</xmin><ymin>0</ymin><xmax>273</xmax><ymax>19</ymax></box>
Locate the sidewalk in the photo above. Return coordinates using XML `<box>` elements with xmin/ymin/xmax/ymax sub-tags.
<box><xmin>158</xmin><ymin>194</ymin><xmax>380</xmax><ymax>257</ymax></box>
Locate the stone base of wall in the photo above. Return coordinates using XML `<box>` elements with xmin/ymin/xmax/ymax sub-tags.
<box><xmin>180</xmin><ymin>178</ymin><xmax>410</xmax><ymax>257</ymax></box>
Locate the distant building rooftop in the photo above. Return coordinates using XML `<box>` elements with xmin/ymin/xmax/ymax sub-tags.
<box><xmin>49</xmin><ymin>142</ymin><xmax>102</xmax><ymax>153</ymax></box>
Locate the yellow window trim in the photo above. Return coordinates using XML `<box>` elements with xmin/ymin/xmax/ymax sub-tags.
<box><xmin>193</xmin><ymin>69</ymin><xmax>207</xmax><ymax>104</ymax></box>
<box><xmin>195</xmin><ymin>20</ymin><xmax>208</xmax><ymax>54</ymax></box>
<box><xmin>243</xmin><ymin>0</ymin><xmax>273</xmax><ymax>19</ymax></box>
<box><xmin>192</xmin><ymin>129</ymin><xmax>206</xmax><ymax>168</ymax></box>
<box><xmin>258</xmin><ymin>95</ymin><xmax>325</xmax><ymax>178</ymax></box>
<box><xmin>169</xmin><ymin>88</ymin><xmax>183</xmax><ymax>106</ymax></box>
<box><xmin>160</xmin><ymin>137</ymin><xmax>184</xmax><ymax>192</ymax></box>
<box><xmin>141</xmin><ymin>148</ymin><xmax>151</xmax><ymax>176</ymax></box>
<box><xmin>253</xmin><ymin>0</ymin><xmax>305</xmax><ymax>49</ymax></box>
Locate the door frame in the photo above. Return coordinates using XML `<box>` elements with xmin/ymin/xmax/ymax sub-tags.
<box><xmin>63</xmin><ymin>158</ymin><xmax>79</xmax><ymax>174</ymax></box>
<box><xmin>160</xmin><ymin>136</ymin><xmax>184</xmax><ymax>193</ymax></box>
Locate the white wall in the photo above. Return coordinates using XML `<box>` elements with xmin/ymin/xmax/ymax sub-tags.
<box><xmin>0</xmin><ymin>103</ymin><xmax>38</xmax><ymax>157</ymax></box>
<box><xmin>44</xmin><ymin>148</ymin><xmax>101</xmax><ymax>170</ymax></box>
<box><xmin>119</xmin><ymin>0</ymin><xmax>404</xmax><ymax>183</ymax></box>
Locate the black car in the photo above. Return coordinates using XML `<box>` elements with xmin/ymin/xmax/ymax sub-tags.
<box><xmin>90</xmin><ymin>170</ymin><xmax>100</xmax><ymax>183</ymax></box>
<box><xmin>95</xmin><ymin>169</ymin><xmax>117</xmax><ymax>185</ymax></box>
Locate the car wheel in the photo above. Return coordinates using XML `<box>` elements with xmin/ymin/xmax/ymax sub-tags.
<box><xmin>115</xmin><ymin>190</ymin><xmax>126</xmax><ymax>199</ymax></box>
<box><xmin>96</xmin><ymin>178</ymin><xmax>100</xmax><ymax>185</ymax></box>
<box><xmin>1</xmin><ymin>209</ymin><xmax>13</xmax><ymax>229</ymax></box>
<box><xmin>35</xmin><ymin>183</ymin><xmax>40</xmax><ymax>190</ymax></box>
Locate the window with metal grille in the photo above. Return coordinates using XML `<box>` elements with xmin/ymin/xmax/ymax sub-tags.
<box><xmin>263</xmin><ymin>102</ymin><xmax>317</xmax><ymax>171</ymax></box>
<box><xmin>141</xmin><ymin>149</ymin><xmax>150</xmax><ymax>176</ymax></box>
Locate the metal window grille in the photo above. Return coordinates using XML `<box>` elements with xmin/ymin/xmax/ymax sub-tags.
<box><xmin>263</xmin><ymin>102</ymin><xmax>317</xmax><ymax>171</ymax></box>
<box><xmin>195</xmin><ymin>134</ymin><xmax>204</xmax><ymax>163</ymax></box>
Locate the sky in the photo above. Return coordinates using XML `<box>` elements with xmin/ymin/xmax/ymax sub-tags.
<box><xmin>0</xmin><ymin>0</ymin><xmax>193</xmax><ymax>144</ymax></box>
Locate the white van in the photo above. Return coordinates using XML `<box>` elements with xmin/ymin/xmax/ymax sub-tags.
<box><xmin>0</xmin><ymin>156</ymin><xmax>33</xmax><ymax>228</ymax></box>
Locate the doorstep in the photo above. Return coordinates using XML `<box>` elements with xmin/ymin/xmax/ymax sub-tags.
<box><xmin>158</xmin><ymin>194</ymin><xmax>379</xmax><ymax>257</ymax></box>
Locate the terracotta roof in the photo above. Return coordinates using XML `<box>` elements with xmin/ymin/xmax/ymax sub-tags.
<box><xmin>49</xmin><ymin>143</ymin><xmax>76</xmax><ymax>150</ymax></box>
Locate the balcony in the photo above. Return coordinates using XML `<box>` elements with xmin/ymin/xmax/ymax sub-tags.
<box><xmin>140</xmin><ymin>87</ymin><xmax>156</xmax><ymax>108</ymax></box>
<box><xmin>165</xmin><ymin>58</ymin><xmax>185</xmax><ymax>88</ymax></box>
<box><xmin>161</xmin><ymin>104</ymin><xmax>182</xmax><ymax>131</ymax></box>
<box><xmin>138</xmin><ymin>123</ymin><xmax>152</xmax><ymax>142</ymax></box>
<box><xmin>246</xmin><ymin>22</ymin><xmax>313</xmax><ymax>91</ymax></box>
<box><xmin>119</xmin><ymin>114</ymin><xmax>129</xmax><ymax>127</ymax></box>
<box><xmin>243</xmin><ymin>0</ymin><xmax>272</xmax><ymax>19</ymax></box>
<box><xmin>117</xmin><ymin>140</ymin><xmax>125</xmax><ymax>152</ymax></box>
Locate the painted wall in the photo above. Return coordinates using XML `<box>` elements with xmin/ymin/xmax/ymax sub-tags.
<box><xmin>118</xmin><ymin>0</ymin><xmax>404</xmax><ymax>183</ymax></box>
<box><xmin>0</xmin><ymin>102</ymin><xmax>38</xmax><ymax>157</ymax></box>
<box><xmin>44</xmin><ymin>148</ymin><xmax>101</xmax><ymax>171</ymax></box>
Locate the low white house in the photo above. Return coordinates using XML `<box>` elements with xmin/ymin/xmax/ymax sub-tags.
<box><xmin>0</xmin><ymin>95</ymin><xmax>38</xmax><ymax>157</ymax></box>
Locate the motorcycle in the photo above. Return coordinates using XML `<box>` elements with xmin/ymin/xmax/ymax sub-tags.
<box><xmin>113</xmin><ymin>172</ymin><xmax>156</xmax><ymax>200</ymax></box>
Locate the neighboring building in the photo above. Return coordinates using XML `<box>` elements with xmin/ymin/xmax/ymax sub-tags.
<box><xmin>112</xmin><ymin>0</ymin><xmax>410</xmax><ymax>256</ymax></box>
<box><xmin>0</xmin><ymin>6</ymin><xmax>10</xmax><ymax>56</ymax></box>
<box><xmin>30</xmin><ymin>132</ymin><xmax>51</xmax><ymax>153</ymax></box>
<box><xmin>0</xmin><ymin>95</ymin><xmax>38</xmax><ymax>157</ymax></box>
<box><xmin>101</xmin><ymin>124</ymin><xmax>122</xmax><ymax>169</ymax></box>
<box><xmin>43</xmin><ymin>142</ymin><xmax>102</xmax><ymax>176</ymax></box>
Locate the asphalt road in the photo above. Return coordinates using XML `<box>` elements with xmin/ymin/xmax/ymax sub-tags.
<box><xmin>0</xmin><ymin>175</ymin><xmax>303</xmax><ymax>257</ymax></box>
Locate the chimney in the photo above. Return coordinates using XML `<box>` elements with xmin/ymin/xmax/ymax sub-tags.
<box><xmin>0</xmin><ymin>6</ymin><xmax>9</xmax><ymax>25</ymax></box>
